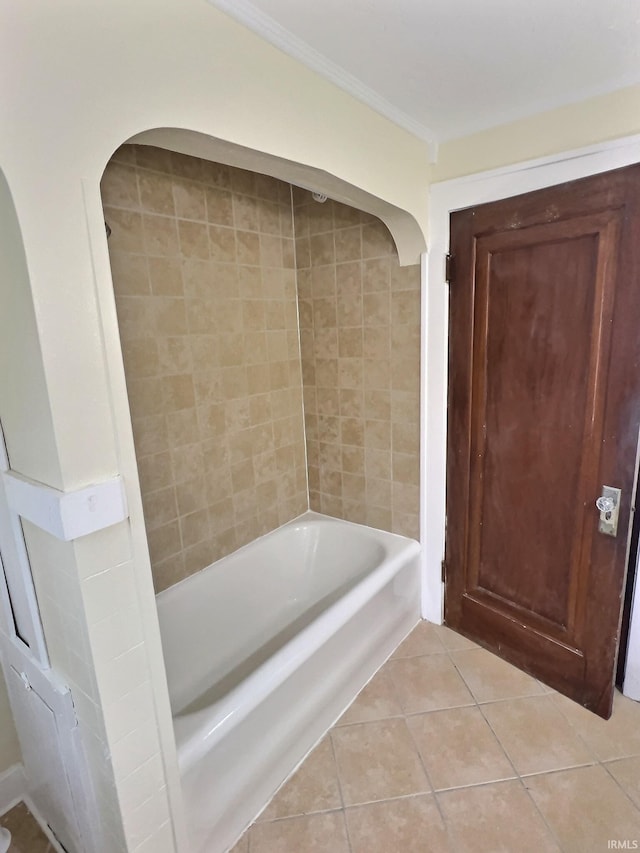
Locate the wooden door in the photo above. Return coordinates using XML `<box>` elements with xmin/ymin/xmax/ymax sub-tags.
<box><xmin>445</xmin><ymin>163</ymin><xmax>640</xmax><ymax>718</ymax></box>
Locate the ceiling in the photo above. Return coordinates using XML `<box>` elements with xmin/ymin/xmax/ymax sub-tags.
<box><xmin>209</xmin><ymin>0</ymin><xmax>640</xmax><ymax>149</ymax></box>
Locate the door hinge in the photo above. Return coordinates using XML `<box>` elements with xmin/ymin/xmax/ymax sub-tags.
<box><xmin>445</xmin><ymin>254</ymin><xmax>455</xmax><ymax>284</ymax></box>
<box><xmin>441</xmin><ymin>559</ymin><xmax>447</xmax><ymax>583</ymax></box>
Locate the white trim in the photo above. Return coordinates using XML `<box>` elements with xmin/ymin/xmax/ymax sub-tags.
<box><xmin>0</xmin><ymin>421</ymin><xmax>50</xmax><ymax>667</ymax></box>
<box><xmin>422</xmin><ymin>133</ymin><xmax>640</xmax><ymax>685</ymax></box>
<box><xmin>2</xmin><ymin>472</ymin><xmax>128</xmax><ymax>542</ymax></box>
<box><xmin>207</xmin><ymin>0</ymin><xmax>438</xmax><ymax>160</ymax></box>
<box><xmin>22</xmin><ymin>795</ymin><xmax>65</xmax><ymax>853</ymax></box>
<box><xmin>0</xmin><ymin>775</ymin><xmax>66</xmax><ymax>853</ymax></box>
<box><xmin>420</xmin><ymin>251</ymin><xmax>442</xmax><ymax>622</ymax></box>
<box><xmin>0</xmin><ymin>434</ymin><xmax>7</xmax><ymax>473</ymax></box>
<box><xmin>0</xmin><ymin>763</ymin><xmax>26</xmax><ymax>817</ymax></box>
<box><xmin>624</xmin><ymin>556</ymin><xmax>640</xmax><ymax>700</ymax></box>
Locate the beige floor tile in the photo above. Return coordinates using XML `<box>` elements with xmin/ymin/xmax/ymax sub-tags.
<box><xmin>345</xmin><ymin>794</ymin><xmax>452</xmax><ymax>853</ymax></box>
<box><xmin>0</xmin><ymin>802</ymin><xmax>52</xmax><ymax>853</ymax></box>
<box><xmin>481</xmin><ymin>695</ymin><xmax>595</xmax><ymax>775</ymax></box>
<box><xmin>249</xmin><ymin>811</ymin><xmax>350</xmax><ymax>853</ymax></box>
<box><xmin>228</xmin><ymin>835</ymin><xmax>249</xmax><ymax>853</ymax></box>
<box><xmin>552</xmin><ymin>691</ymin><xmax>640</xmax><ymax>760</ymax></box>
<box><xmin>606</xmin><ymin>756</ymin><xmax>640</xmax><ymax>808</ymax></box>
<box><xmin>331</xmin><ymin>718</ymin><xmax>430</xmax><ymax>806</ymax></box>
<box><xmin>438</xmin><ymin>779</ymin><xmax>562</xmax><ymax>853</ymax></box>
<box><xmin>525</xmin><ymin>764</ymin><xmax>640</xmax><ymax>853</ymax></box>
<box><xmin>407</xmin><ymin>706</ymin><xmax>515</xmax><ymax>790</ymax></box>
<box><xmin>387</xmin><ymin>653</ymin><xmax>474</xmax><ymax>713</ymax></box>
<box><xmin>391</xmin><ymin>620</ymin><xmax>448</xmax><ymax>658</ymax></box>
<box><xmin>337</xmin><ymin>662</ymin><xmax>404</xmax><ymax>725</ymax></box>
<box><xmin>450</xmin><ymin>647</ymin><xmax>545</xmax><ymax>703</ymax></box>
<box><xmin>258</xmin><ymin>736</ymin><xmax>342</xmax><ymax>821</ymax></box>
<box><xmin>432</xmin><ymin>623</ymin><xmax>479</xmax><ymax>651</ymax></box>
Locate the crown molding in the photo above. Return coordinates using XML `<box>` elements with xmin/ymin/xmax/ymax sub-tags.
<box><xmin>208</xmin><ymin>0</ymin><xmax>439</xmax><ymax>161</ymax></box>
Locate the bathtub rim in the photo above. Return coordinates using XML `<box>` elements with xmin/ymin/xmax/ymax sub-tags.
<box><xmin>155</xmin><ymin>509</ymin><xmax>416</xmax><ymax>604</ymax></box>
<box><xmin>162</xmin><ymin>512</ymin><xmax>421</xmax><ymax>775</ymax></box>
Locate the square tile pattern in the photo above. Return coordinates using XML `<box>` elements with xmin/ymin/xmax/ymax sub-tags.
<box><xmin>232</xmin><ymin>621</ymin><xmax>640</xmax><ymax>852</ymax></box>
<box><xmin>103</xmin><ymin>145</ymin><xmax>308</xmax><ymax>592</ymax></box>
<box><xmin>294</xmin><ymin>188</ymin><xmax>421</xmax><ymax>539</ymax></box>
<box><xmin>102</xmin><ymin>147</ymin><xmax>421</xmax><ymax>593</ymax></box>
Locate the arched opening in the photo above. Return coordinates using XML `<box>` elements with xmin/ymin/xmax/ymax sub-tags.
<box><xmin>100</xmin><ymin>139</ymin><xmax>422</xmax><ymax>593</ymax></box>
<box><xmin>98</xmin><ymin>136</ymin><xmax>423</xmax><ymax>849</ymax></box>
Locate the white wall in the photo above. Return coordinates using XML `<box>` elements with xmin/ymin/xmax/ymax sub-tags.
<box><xmin>434</xmin><ymin>83</ymin><xmax>640</xmax><ymax>181</ymax></box>
<box><xmin>0</xmin><ymin>2</ymin><xmax>431</xmax><ymax>849</ymax></box>
<box><xmin>0</xmin><ymin>670</ymin><xmax>20</xmax><ymax>775</ymax></box>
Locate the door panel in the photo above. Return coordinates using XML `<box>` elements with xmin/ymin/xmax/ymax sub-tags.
<box><xmin>445</xmin><ymin>164</ymin><xmax>640</xmax><ymax>718</ymax></box>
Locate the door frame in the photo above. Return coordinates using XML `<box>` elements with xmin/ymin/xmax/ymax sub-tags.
<box><xmin>420</xmin><ymin>132</ymin><xmax>640</xmax><ymax>695</ymax></box>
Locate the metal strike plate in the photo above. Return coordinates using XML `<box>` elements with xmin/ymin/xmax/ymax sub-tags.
<box><xmin>596</xmin><ymin>485</ymin><xmax>621</xmax><ymax>537</ymax></box>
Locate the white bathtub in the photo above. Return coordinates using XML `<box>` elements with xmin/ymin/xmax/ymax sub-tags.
<box><xmin>156</xmin><ymin>511</ymin><xmax>421</xmax><ymax>853</ymax></box>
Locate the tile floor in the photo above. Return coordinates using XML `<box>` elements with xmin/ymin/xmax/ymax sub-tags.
<box><xmin>0</xmin><ymin>801</ymin><xmax>53</xmax><ymax>853</ymax></box>
<box><xmin>230</xmin><ymin>621</ymin><xmax>640</xmax><ymax>853</ymax></box>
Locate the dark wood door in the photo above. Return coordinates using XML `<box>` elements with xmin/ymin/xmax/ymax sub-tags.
<box><xmin>445</xmin><ymin>163</ymin><xmax>640</xmax><ymax>718</ymax></box>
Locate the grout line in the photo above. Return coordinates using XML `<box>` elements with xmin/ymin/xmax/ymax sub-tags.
<box><xmin>289</xmin><ymin>182</ymin><xmax>311</xmax><ymax>514</ymax></box>
<box><xmin>238</xmin><ymin>624</ymin><xmax>640</xmax><ymax>850</ymax></box>
<box><xmin>342</xmin><ymin>790</ymin><xmax>438</xmax><ymax>810</ymax></box>
<box><xmin>518</xmin><ymin>773</ymin><xmax>569</xmax><ymax>852</ymax></box>
<box><xmin>547</xmin><ymin>692</ymin><xmax>619</xmax><ymax>766</ymax></box>
<box><xmin>600</xmin><ymin>759</ymin><xmax>640</xmax><ymax>816</ymax></box>
<box><xmin>327</xmin><ymin>731</ymin><xmax>348</xmax><ymax>815</ymax></box>
<box><xmin>403</xmin><ymin>708</ymin><xmax>456</xmax><ymax>847</ymax></box>
<box><xmin>256</xmin><ymin>805</ymin><xmax>346</xmax><ymax>825</ymax></box>
<box><xmin>440</xmin><ymin>636</ymin><xmax>570</xmax><ymax>852</ymax></box>
<box><xmin>395</xmin><ymin>627</ymin><xmax>471</xmax><ymax>839</ymax></box>
<box><xmin>327</xmin><ymin>721</ymin><xmax>355</xmax><ymax>853</ymax></box>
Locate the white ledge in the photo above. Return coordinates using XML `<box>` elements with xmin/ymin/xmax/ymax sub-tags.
<box><xmin>2</xmin><ymin>472</ymin><xmax>128</xmax><ymax>541</ymax></box>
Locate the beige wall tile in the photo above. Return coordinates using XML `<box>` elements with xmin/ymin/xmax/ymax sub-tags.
<box><xmin>142</xmin><ymin>214</ymin><xmax>179</xmax><ymax>257</ymax></box>
<box><xmin>178</xmin><ymin>220</ymin><xmax>210</xmax><ymax>260</ymax></box>
<box><xmin>108</xmin><ymin>252</ymin><xmax>150</xmax><ymax>297</ymax></box>
<box><xmin>105</xmin><ymin>208</ymin><xmax>145</xmax><ymax>254</ymax></box>
<box><xmin>107</xmin><ymin>150</ymin><xmax>422</xmax><ymax>599</ymax></box>
<box><xmin>104</xmin><ymin>146</ymin><xmax>307</xmax><ymax>592</ymax></box>
<box><xmin>101</xmin><ymin>162</ymin><xmax>140</xmax><ymax>210</ymax></box>
<box><xmin>138</xmin><ymin>171</ymin><xmax>175</xmax><ymax>217</ymax></box>
<box><xmin>148</xmin><ymin>257</ymin><xmax>183</xmax><ymax>296</ymax></box>
<box><xmin>292</xmin><ymin>195</ymin><xmax>421</xmax><ymax>534</ymax></box>
<box><xmin>206</xmin><ymin>187</ymin><xmax>234</xmax><ymax>226</ymax></box>
<box><xmin>173</xmin><ymin>179</ymin><xmax>206</xmax><ymax>221</ymax></box>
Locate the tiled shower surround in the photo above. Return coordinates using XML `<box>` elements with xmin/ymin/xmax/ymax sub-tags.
<box><xmin>101</xmin><ymin>145</ymin><xmax>420</xmax><ymax>592</ymax></box>
<box><xmin>293</xmin><ymin>190</ymin><xmax>421</xmax><ymax>538</ymax></box>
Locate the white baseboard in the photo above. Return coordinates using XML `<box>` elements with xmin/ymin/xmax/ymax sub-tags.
<box><xmin>0</xmin><ymin>763</ymin><xmax>25</xmax><ymax>816</ymax></box>
<box><xmin>22</xmin><ymin>795</ymin><xmax>65</xmax><ymax>853</ymax></box>
<box><xmin>0</xmin><ymin>767</ymin><xmax>65</xmax><ymax>852</ymax></box>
